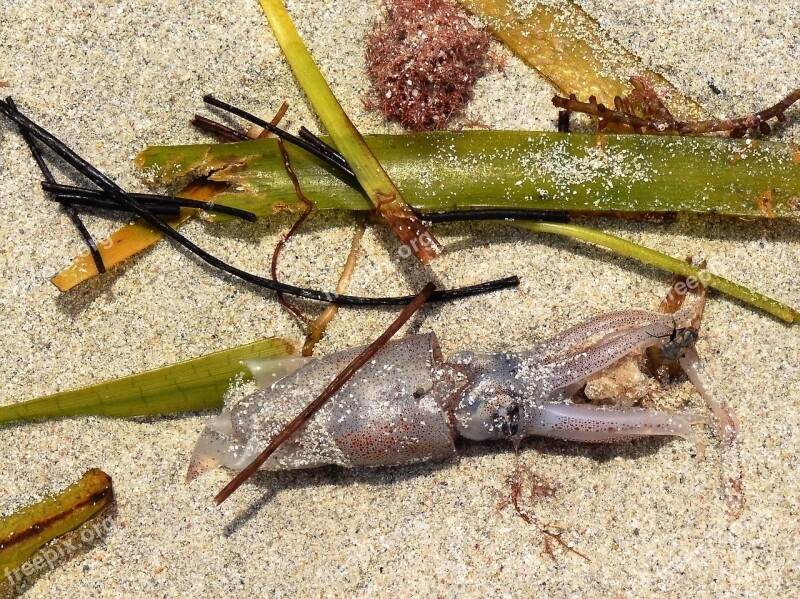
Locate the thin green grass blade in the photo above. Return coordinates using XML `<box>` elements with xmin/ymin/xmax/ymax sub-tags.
<box><xmin>512</xmin><ymin>221</ymin><xmax>800</xmax><ymax>323</ymax></box>
<box><xmin>256</xmin><ymin>0</ymin><xmax>440</xmax><ymax>263</ymax></box>
<box><xmin>0</xmin><ymin>338</ymin><xmax>295</xmax><ymax>425</ymax></box>
<box><xmin>137</xmin><ymin>131</ymin><xmax>800</xmax><ymax>219</ymax></box>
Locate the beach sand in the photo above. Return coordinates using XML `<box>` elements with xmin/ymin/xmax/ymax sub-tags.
<box><xmin>1</xmin><ymin>0</ymin><xmax>798</xmax><ymax>596</ymax></box>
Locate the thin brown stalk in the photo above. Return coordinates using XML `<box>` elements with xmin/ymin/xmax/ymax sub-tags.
<box><xmin>271</xmin><ymin>137</ymin><xmax>314</xmax><ymax>324</ymax></box>
<box><xmin>246</xmin><ymin>102</ymin><xmax>313</xmax><ymax>323</ymax></box>
<box><xmin>266</xmin><ymin>102</ymin><xmax>368</xmax><ymax>333</ymax></box>
<box><xmin>190</xmin><ymin>114</ymin><xmax>250</xmax><ymax>141</ymax></box>
<box><xmin>302</xmin><ymin>219</ymin><xmax>366</xmax><ymax>356</ymax></box>
<box><xmin>250</xmin><ymin>102</ymin><xmax>289</xmax><ymax>139</ymax></box>
<box><xmin>554</xmin><ymin>79</ymin><xmax>800</xmax><ymax>136</ymax></box>
<box><xmin>214</xmin><ymin>282</ymin><xmax>436</xmax><ymax>505</ymax></box>
<box><xmin>192</xmin><ymin>101</ymin><xmax>290</xmax><ymax>142</ymax></box>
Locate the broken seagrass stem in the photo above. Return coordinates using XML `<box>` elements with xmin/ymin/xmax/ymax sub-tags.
<box><xmin>0</xmin><ymin>469</ymin><xmax>113</xmax><ymax>575</ymax></box>
<box><xmin>136</xmin><ymin>131</ymin><xmax>800</xmax><ymax>219</ymax></box>
<box><xmin>0</xmin><ymin>338</ymin><xmax>294</xmax><ymax>425</ymax></box>
<box><xmin>256</xmin><ymin>0</ymin><xmax>441</xmax><ymax>264</ymax></box>
<box><xmin>457</xmin><ymin>0</ymin><xmax>704</xmax><ymax>119</ymax></box>
<box><xmin>56</xmin><ymin>131</ymin><xmax>800</xmax><ymax>321</ymax></box>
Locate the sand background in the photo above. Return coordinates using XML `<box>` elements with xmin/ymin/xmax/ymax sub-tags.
<box><xmin>1</xmin><ymin>0</ymin><xmax>798</xmax><ymax>596</ymax></box>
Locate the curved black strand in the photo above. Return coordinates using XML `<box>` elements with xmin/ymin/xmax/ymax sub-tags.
<box><xmin>0</xmin><ymin>98</ymin><xmax>518</xmax><ymax>305</ymax></box>
<box><xmin>40</xmin><ymin>182</ymin><xmax>257</xmax><ymax>222</ymax></box>
<box><xmin>5</xmin><ymin>98</ymin><xmax>107</xmax><ymax>274</ymax></box>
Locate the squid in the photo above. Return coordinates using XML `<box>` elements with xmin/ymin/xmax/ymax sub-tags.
<box><xmin>188</xmin><ymin>299</ymin><xmax>739</xmax><ymax>509</ymax></box>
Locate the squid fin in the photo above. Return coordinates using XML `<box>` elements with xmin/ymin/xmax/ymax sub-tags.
<box><xmin>242</xmin><ymin>356</ymin><xmax>310</xmax><ymax>389</ymax></box>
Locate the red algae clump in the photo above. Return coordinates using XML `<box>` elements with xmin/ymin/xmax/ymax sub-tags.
<box><xmin>365</xmin><ymin>0</ymin><xmax>493</xmax><ymax>131</ymax></box>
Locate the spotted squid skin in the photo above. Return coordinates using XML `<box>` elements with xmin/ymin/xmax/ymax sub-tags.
<box><xmin>188</xmin><ymin>305</ymin><xmax>707</xmax><ymax>479</ymax></box>
<box><xmin>522</xmin><ymin>308</ymin><xmax>667</xmax><ymax>362</ymax></box>
<box><xmin>521</xmin><ymin>402</ymin><xmax>708</xmax><ymax>446</ymax></box>
<box><xmin>187</xmin><ymin>334</ymin><xmax>463</xmax><ymax>480</ymax></box>
<box><xmin>450</xmin><ymin>306</ymin><xmax>703</xmax><ymax>445</ymax></box>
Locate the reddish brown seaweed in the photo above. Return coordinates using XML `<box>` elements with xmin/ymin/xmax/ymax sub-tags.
<box><xmin>365</xmin><ymin>0</ymin><xmax>493</xmax><ymax>131</ymax></box>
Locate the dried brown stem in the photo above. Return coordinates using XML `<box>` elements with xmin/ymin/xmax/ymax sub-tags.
<box><xmin>271</xmin><ymin>136</ymin><xmax>314</xmax><ymax>324</ymax></box>
<box><xmin>378</xmin><ymin>195</ymin><xmax>442</xmax><ymax>264</ymax></box>
<box><xmin>302</xmin><ymin>219</ymin><xmax>366</xmax><ymax>356</ymax></box>
<box><xmin>192</xmin><ymin>102</ymin><xmax>291</xmax><ymax>142</ymax></box>
<box><xmin>554</xmin><ymin>78</ymin><xmax>800</xmax><ymax>137</ymax></box>
<box><xmin>253</xmin><ymin>102</ymin><xmax>314</xmax><ymax>324</ymax></box>
<box><xmin>249</xmin><ymin>102</ymin><xmax>289</xmax><ymax>139</ymax></box>
<box><xmin>263</xmin><ymin>102</ymin><xmax>368</xmax><ymax>339</ymax></box>
<box><xmin>190</xmin><ymin>114</ymin><xmax>249</xmax><ymax>141</ymax></box>
<box><xmin>214</xmin><ymin>282</ymin><xmax>436</xmax><ymax>505</ymax></box>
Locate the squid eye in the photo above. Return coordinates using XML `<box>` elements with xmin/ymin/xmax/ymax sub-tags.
<box><xmin>452</xmin><ymin>373</ymin><xmax>526</xmax><ymax>441</ymax></box>
<box><xmin>659</xmin><ymin>327</ymin><xmax>700</xmax><ymax>361</ymax></box>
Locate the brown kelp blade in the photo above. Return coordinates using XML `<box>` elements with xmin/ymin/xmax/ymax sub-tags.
<box><xmin>458</xmin><ymin>0</ymin><xmax>704</xmax><ymax>118</ymax></box>
<box><xmin>0</xmin><ymin>469</ymin><xmax>113</xmax><ymax>575</ymax></box>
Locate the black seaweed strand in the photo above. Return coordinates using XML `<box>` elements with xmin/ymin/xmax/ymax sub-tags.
<box><xmin>203</xmin><ymin>95</ymin><xmax>357</xmax><ymax>178</ymax></box>
<box><xmin>422</xmin><ymin>209</ymin><xmax>570</xmax><ymax>224</ymax></box>
<box><xmin>297</xmin><ymin>126</ymin><xmax>351</xmax><ymax>174</ymax></box>
<box><xmin>44</xmin><ymin>191</ymin><xmax>180</xmax><ymax>216</ymax></box>
<box><xmin>40</xmin><ymin>182</ymin><xmax>257</xmax><ymax>222</ymax></box>
<box><xmin>557</xmin><ymin>110</ymin><xmax>571</xmax><ymax>133</ymax></box>
<box><xmin>6</xmin><ymin>98</ymin><xmax>107</xmax><ymax>274</ymax></box>
<box><xmin>0</xmin><ymin>99</ymin><xmax>517</xmax><ymax>305</ymax></box>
